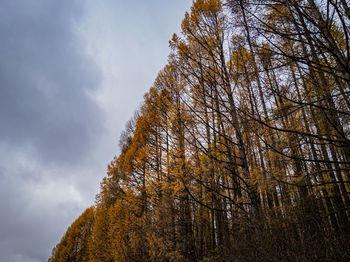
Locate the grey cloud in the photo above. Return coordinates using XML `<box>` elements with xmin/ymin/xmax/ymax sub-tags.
<box><xmin>0</xmin><ymin>0</ymin><xmax>104</xmax><ymax>261</ymax></box>
<box><xmin>0</xmin><ymin>0</ymin><xmax>103</xmax><ymax>165</ymax></box>
<box><xmin>0</xmin><ymin>167</ymin><xmax>83</xmax><ymax>262</ymax></box>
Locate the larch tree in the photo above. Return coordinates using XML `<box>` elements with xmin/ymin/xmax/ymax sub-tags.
<box><xmin>50</xmin><ymin>1</ymin><xmax>350</xmax><ymax>261</ymax></box>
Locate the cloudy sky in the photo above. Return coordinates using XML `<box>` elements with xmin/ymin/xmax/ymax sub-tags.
<box><xmin>0</xmin><ymin>1</ymin><xmax>191</xmax><ymax>261</ymax></box>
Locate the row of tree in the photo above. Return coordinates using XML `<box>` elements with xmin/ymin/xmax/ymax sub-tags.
<box><xmin>50</xmin><ymin>0</ymin><xmax>350</xmax><ymax>261</ymax></box>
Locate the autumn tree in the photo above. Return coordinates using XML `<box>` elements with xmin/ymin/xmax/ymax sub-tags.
<box><xmin>50</xmin><ymin>1</ymin><xmax>350</xmax><ymax>261</ymax></box>
<box><xmin>49</xmin><ymin>207</ymin><xmax>95</xmax><ymax>262</ymax></box>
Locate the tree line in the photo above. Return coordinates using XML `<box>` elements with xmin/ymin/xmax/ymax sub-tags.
<box><xmin>50</xmin><ymin>0</ymin><xmax>350</xmax><ymax>261</ymax></box>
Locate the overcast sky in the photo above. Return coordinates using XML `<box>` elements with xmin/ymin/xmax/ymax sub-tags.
<box><xmin>0</xmin><ymin>1</ymin><xmax>191</xmax><ymax>261</ymax></box>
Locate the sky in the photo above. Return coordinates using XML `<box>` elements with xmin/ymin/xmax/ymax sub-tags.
<box><xmin>0</xmin><ymin>1</ymin><xmax>192</xmax><ymax>261</ymax></box>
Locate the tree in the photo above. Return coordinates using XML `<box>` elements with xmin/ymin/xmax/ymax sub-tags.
<box><xmin>49</xmin><ymin>207</ymin><xmax>95</xmax><ymax>262</ymax></box>
<box><xmin>50</xmin><ymin>1</ymin><xmax>350</xmax><ymax>261</ymax></box>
